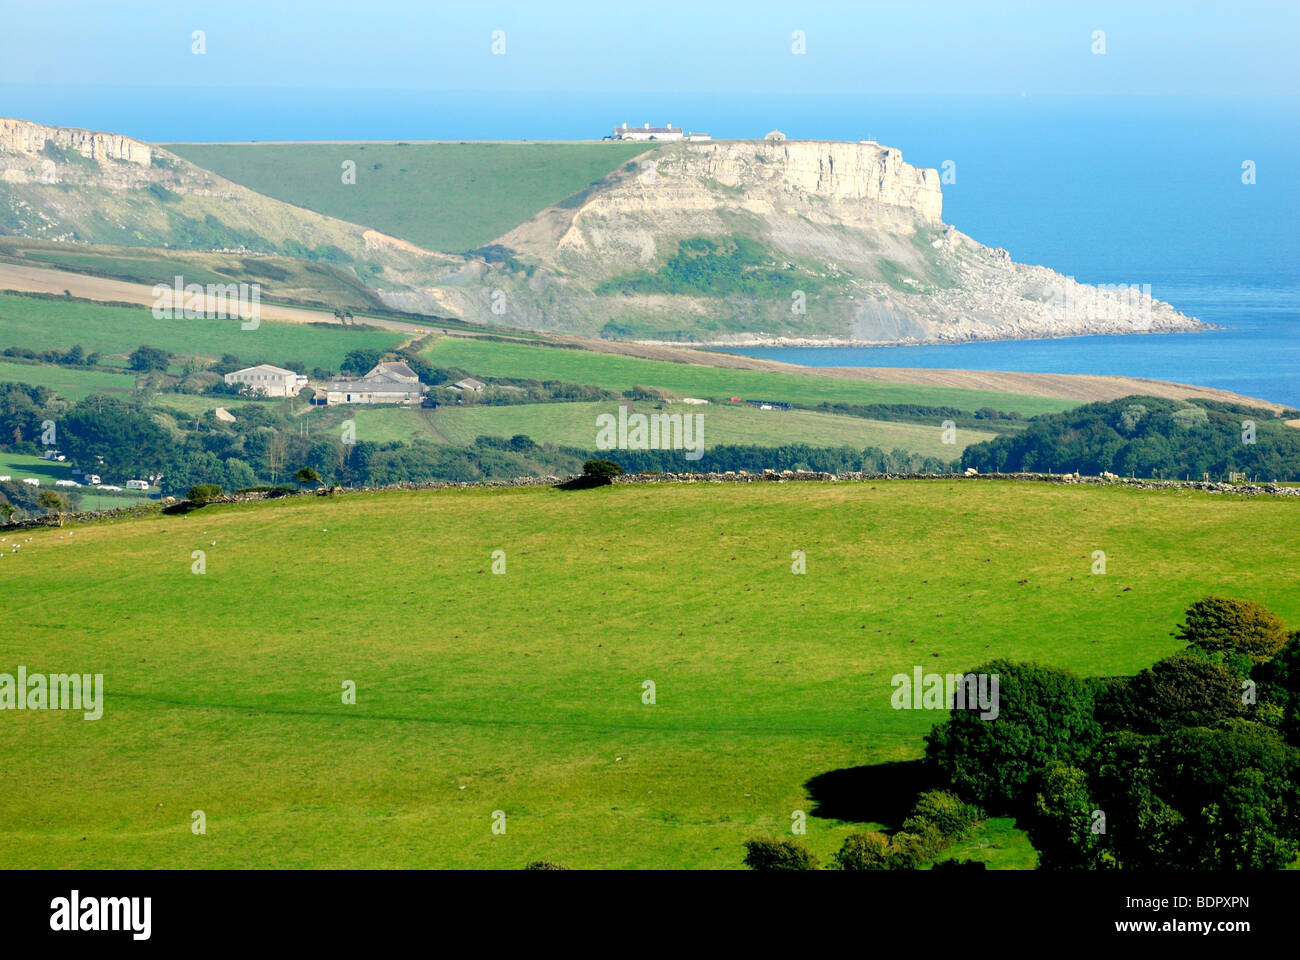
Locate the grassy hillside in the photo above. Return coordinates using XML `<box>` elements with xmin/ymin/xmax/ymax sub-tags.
<box><xmin>165</xmin><ymin>142</ymin><xmax>649</xmax><ymax>253</ymax></box>
<box><xmin>0</xmin><ymin>292</ymin><xmax>405</xmax><ymax>371</ymax></box>
<box><xmin>424</xmin><ymin>336</ymin><xmax>1076</xmax><ymax>416</ymax></box>
<box><xmin>0</xmin><ymin>480</ymin><xmax>1294</xmax><ymax>869</ymax></box>
<box><xmin>0</xmin><ymin>238</ymin><xmax>389</xmax><ymax>312</ymax></box>
<box><xmin>342</xmin><ymin>401</ymin><xmax>996</xmax><ymax>455</ymax></box>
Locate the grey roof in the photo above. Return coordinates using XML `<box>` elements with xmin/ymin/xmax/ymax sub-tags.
<box><xmin>228</xmin><ymin>364</ymin><xmax>298</xmax><ymax>377</ymax></box>
<box><xmin>327</xmin><ymin>376</ymin><xmax>424</xmax><ymax>394</ymax></box>
<box><xmin>366</xmin><ymin>361</ymin><xmax>419</xmax><ymax>381</ymax></box>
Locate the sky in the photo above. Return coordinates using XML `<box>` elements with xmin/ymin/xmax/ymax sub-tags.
<box><xmin>2</xmin><ymin>0</ymin><xmax>1297</xmax><ymax>96</ymax></box>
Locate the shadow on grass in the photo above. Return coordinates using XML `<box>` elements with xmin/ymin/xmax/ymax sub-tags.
<box><xmin>804</xmin><ymin>759</ymin><xmax>937</xmax><ymax>828</ymax></box>
<box><xmin>554</xmin><ymin>476</ymin><xmax>612</xmax><ymax>491</ymax></box>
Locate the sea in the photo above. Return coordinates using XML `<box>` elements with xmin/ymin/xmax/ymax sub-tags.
<box><xmin>3</xmin><ymin>86</ymin><xmax>1297</xmax><ymax>406</ymax></box>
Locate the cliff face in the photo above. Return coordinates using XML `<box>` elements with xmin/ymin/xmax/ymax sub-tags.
<box><xmin>0</xmin><ymin>118</ymin><xmax>152</xmax><ymax>166</ymax></box>
<box><xmin>672</xmin><ymin>139</ymin><xmax>942</xmax><ymax>223</ymax></box>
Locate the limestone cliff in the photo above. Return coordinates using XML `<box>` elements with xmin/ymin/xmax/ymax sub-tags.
<box><xmin>0</xmin><ymin>117</ymin><xmax>152</xmax><ymax>167</ymax></box>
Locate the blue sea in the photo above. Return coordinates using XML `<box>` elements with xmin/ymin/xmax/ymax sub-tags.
<box><xmin>3</xmin><ymin>86</ymin><xmax>1297</xmax><ymax>406</ymax></box>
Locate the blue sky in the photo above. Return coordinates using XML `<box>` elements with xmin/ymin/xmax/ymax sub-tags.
<box><xmin>3</xmin><ymin>0</ymin><xmax>1296</xmax><ymax>96</ymax></box>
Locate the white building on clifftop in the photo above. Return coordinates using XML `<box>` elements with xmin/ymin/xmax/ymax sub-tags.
<box><xmin>611</xmin><ymin>122</ymin><xmax>684</xmax><ymax>141</ymax></box>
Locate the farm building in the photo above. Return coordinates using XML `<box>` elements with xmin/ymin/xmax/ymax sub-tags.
<box><xmin>224</xmin><ymin>364</ymin><xmax>308</xmax><ymax>398</ymax></box>
<box><xmin>449</xmin><ymin>377</ymin><xmax>486</xmax><ymax>393</ymax></box>
<box><xmin>325</xmin><ymin>361</ymin><xmax>425</xmax><ymax>405</ymax></box>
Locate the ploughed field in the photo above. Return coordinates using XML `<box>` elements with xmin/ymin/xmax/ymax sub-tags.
<box><xmin>1</xmin><ymin>480</ymin><xmax>1295</xmax><ymax>868</ymax></box>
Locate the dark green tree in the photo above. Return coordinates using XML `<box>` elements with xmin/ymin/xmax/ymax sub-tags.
<box><xmin>924</xmin><ymin>660</ymin><xmax>1101</xmax><ymax>812</ymax></box>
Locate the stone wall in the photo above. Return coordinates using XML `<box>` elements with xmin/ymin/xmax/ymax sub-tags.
<box><xmin>4</xmin><ymin>471</ymin><xmax>1293</xmax><ymax>531</ymax></box>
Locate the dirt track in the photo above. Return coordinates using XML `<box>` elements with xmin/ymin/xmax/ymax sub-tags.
<box><xmin>0</xmin><ymin>260</ymin><xmax>1287</xmax><ymax>414</ymax></box>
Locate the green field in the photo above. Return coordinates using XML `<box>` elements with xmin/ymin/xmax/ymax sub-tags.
<box><xmin>339</xmin><ymin>400</ymin><xmax>996</xmax><ymax>456</ymax></box>
<box><xmin>0</xmin><ymin>451</ymin><xmax>75</xmax><ymax>485</ymax></box>
<box><xmin>424</xmin><ymin>337</ymin><xmax>1077</xmax><ymax>416</ymax></box>
<box><xmin>1</xmin><ymin>479</ymin><xmax>1295</xmax><ymax>869</ymax></box>
<box><xmin>0</xmin><ymin>452</ymin><xmax>151</xmax><ymax>509</ymax></box>
<box><xmin>165</xmin><ymin>142</ymin><xmax>650</xmax><ymax>253</ymax></box>
<box><xmin>0</xmin><ymin>293</ymin><xmax>405</xmax><ymax>371</ymax></box>
<box><xmin>0</xmin><ymin>359</ymin><xmax>136</xmax><ymax>400</ymax></box>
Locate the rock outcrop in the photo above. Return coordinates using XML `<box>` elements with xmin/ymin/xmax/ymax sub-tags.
<box><xmin>673</xmin><ymin>139</ymin><xmax>942</xmax><ymax>223</ymax></box>
<box><xmin>0</xmin><ymin>117</ymin><xmax>152</xmax><ymax>166</ymax></box>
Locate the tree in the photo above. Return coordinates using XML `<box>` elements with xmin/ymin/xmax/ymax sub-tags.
<box><xmin>924</xmin><ymin>660</ymin><xmax>1101</xmax><ymax>813</ymax></box>
<box><xmin>265</xmin><ymin>431</ymin><xmax>290</xmax><ymax>484</ymax></box>
<box><xmin>294</xmin><ymin>466</ymin><xmax>321</xmax><ymax>488</ymax></box>
<box><xmin>0</xmin><ymin>502</ymin><xmax>14</xmax><ymax>524</ymax></box>
<box><xmin>1176</xmin><ymin>596</ymin><xmax>1288</xmax><ymax>666</ymax></box>
<box><xmin>1253</xmin><ymin>632</ymin><xmax>1300</xmax><ymax>747</ymax></box>
<box><xmin>741</xmin><ymin>838</ymin><xmax>819</xmax><ymax>871</ymax></box>
<box><xmin>522</xmin><ymin>861</ymin><xmax>570</xmax><ymax>871</ymax></box>
<box><xmin>1094</xmin><ymin>654</ymin><xmax>1246</xmax><ymax>734</ymax></box>
<box><xmin>37</xmin><ymin>489</ymin><xmax>66</xmax><ymax>524</ymax></box>
<box><xmin>1091</xmin><ymin>721</ymin><xmax>1300</xmax><ymax>869</ymax></box>
<box><xmin>582</xmin><ymin>459</ymin><xmax>623</xmax><ymax>483</ymax></box>
<box><xmin>1026</xmin><ymin>762</ymin><xmax>1115</xmax><ymax>870</ymax></box>
<box><xmin>59</xmin><ymin>397</ymin><xmax>175</xmax><ymax>481</ymax></box>
<box><xmin>340</xmin><ymin>349</ymin><xmax>382</xmax><ymax>376</ymax></box>
<box><xmin>128</xmin><ymin>345</ymin><xmax>172</xmax><ymax>373</ymax></box>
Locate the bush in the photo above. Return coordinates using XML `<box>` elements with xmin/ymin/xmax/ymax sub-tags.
<box><xmin>833</xmin><ymin>832</ymin><xmax>892</xmax><ymax>871</ymax></box>
<box><xmin>1176</xmin><ymin>596</ymin><xmax>1288</xmax><ymax>664</ymax></box>
<box><xmin>885</xmin><ymin>831</ymin><xmax>932</xmax><ymax>871</ymax></box>
<box><xmin>903</xmin><ymin>790</ymin><xmax>983</xmax><ymax>842</ymax></box>
<box><xmin>522</xmin><ymin>860</ymin><xmax>570</xmax><ymax>870</ymax></box>
<box><xmin>741</xmin><ymin>838</ymin><xmax>819</xmax><ymax>871</ymax></box>
<box><xmin>186</xmin><ymin>483</ymin><xmax>222</xmax><ymax>504</ymax></box>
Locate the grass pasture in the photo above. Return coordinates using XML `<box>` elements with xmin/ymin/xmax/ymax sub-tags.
<box><xmin>0</xmin><ymin>479</ymin><xmax>1294</xmax><ymax>869</ymax></box>
<box><xmin>165</xmin><ymin>142</ymin><xmax>650</xmax><ymax>253</ymax></box>
<box><xmin>339</xmin><ymin>400</ymin><xmax>996</xmax><ymax>456</ymax></box>
<box><xmin>423</xmin><ymin>337</ymin><xmax>1076</xmax><ymax>417</ymax></box>
<box><xmin>0</xmin><ymin>292</ymin><xmax>405</xmax><ymax>372</ymax></box>
<box><xmin>0</xmin><ymin>359</ymin><xmax>136</xmax><ymax>400</ymax></box>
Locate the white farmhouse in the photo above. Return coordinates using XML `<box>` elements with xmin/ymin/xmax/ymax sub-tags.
<box><xmin>224</xmin><ymin>364</ymin><xmax>309</xmax><ymax>398</ymax></box>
